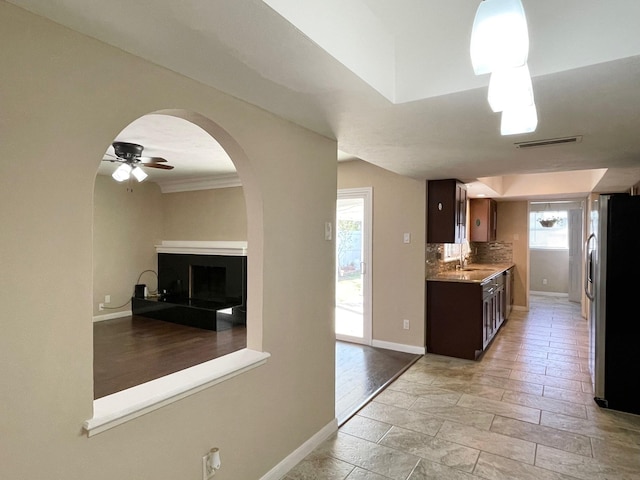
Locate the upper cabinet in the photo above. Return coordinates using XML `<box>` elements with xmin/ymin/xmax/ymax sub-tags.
<box><xmin>427</xmin><ymin>179</ymin><xmax>467</xmax><ymax>244</ymax></box>
<box><xmin>470</xmin><ymin>198</ymin><xmax>497</xmax><ymax>242</ymax></box>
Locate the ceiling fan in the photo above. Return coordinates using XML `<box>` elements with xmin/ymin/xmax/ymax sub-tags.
<box><xmin>103</xmin><ymin>141</ymin><xmax>174</xmax><ymax>183</ymax></box>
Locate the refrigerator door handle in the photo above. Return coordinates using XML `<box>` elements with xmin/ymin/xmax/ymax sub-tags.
<box><xmin>584</xmin><ymin>233</ymin><xmax>596</xmax><ymax>301</ymax></box>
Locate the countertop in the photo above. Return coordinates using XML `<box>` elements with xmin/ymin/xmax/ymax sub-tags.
<box><xmin>426</xmin><ymin>263</ymin><xmax>514</xmax><ymax>284</ymax></box>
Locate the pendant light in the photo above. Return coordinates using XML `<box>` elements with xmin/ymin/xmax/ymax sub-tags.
<box><xmin>470</xmin><ymin>0</ymin><xmax>537</xmax><ymax>135</ymax></box>
<box><xmin>470</xmin><ymin>0</ymin><xmax>529</xmax><ymax>75</ymax></box>
<box><xmin>487</xmin><ymin>64</ymin><xmax>534</xmax><ymax>113</ymax></box>
<box><xmin>500</xmin><ymin>103</ymin><xmax>538</xmax><ymax>136</ymax></box>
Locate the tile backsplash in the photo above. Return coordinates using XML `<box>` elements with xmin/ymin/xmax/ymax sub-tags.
<box><xmin>426</xmin><ymin>241</ymin><xmax>513</xmax><ymax>278</ymax></box>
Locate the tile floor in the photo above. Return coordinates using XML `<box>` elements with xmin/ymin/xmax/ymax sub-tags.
<box><xmin>283</xmin><ymin>295</ymin><xmax>640</xmax><ymax>479</ymax></box>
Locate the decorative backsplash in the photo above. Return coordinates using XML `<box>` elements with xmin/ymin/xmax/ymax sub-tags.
<box><xmin>426</xmin><ymin>241</ymin><xmax>513</xmax><ymax>278</ymax></box>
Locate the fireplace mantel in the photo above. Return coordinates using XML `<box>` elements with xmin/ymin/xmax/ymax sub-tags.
<box><xmin>155</xmin><ymin>241</ymin><xmax>247</xmax><ymax>256</ymax></box>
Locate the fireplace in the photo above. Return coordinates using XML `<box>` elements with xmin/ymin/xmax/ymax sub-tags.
<box><xmin>132</xmin><ymin>245</ymin><xmax>247</xmax><ymax>330</ymax></box>
<box><xmin>190</xmin><ymin>265</ymin><xmax>226</xmax><ymax>303</ymax></box>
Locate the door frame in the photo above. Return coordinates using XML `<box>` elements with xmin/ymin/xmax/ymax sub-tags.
<box><xmin>336</xmin><ymin>187</ymin><xmax>372</xmax><ymax>345</ymax></box>
<box><xmin>568</xmin><ymin>207</ymin><xmax>583</xmax><ymax>303</ymax></box>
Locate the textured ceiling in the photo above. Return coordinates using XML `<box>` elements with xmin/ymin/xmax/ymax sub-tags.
<box><xmin>10</xmin><ymin>0</ymin><xmax>640</xmax><ymax>198</ymax></box>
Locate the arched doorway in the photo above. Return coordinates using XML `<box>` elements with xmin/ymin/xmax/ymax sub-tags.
<box><xmin>92</xmin><ymin>111</ymin><xmax>257</xmax><ymax>398</ymax></box>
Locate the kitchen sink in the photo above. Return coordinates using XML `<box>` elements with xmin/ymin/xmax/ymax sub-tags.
<box><xmin>461</xmin><ymin>267</ymin><xmax>494</xmax><ymax>272</ymax></box>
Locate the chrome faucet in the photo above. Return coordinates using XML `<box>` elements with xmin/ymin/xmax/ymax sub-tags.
<box><xmin>459</xmin><ymin>246</ymin><xmax>468</xmax><ymax>270</ymax></box>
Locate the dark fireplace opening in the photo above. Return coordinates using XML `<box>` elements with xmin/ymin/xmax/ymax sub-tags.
<box><xmin>190</xmin><ymin>265</ymin><xmax>226</xmax><ymax>303</ymax></box>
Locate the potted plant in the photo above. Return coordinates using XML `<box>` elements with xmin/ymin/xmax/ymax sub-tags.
<box><xmin>538</xmin><ymin>216</ymin><xmax>560</xmax><ymax>228</ymax></box>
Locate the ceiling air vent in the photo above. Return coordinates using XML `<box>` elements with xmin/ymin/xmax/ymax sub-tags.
<box><xmin>514</xmin><ymin>135</ymin><xmax>583</xmax><ymax>149</ymax></box>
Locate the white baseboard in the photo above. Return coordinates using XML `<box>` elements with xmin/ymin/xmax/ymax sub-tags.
<box><xmin>530</xmin><ymin>291</ymin><xmax>569</xmax><ymax>298</ymax></box>
<box><xmin>259</xmin><ymin>418</ymin><xmax>338</xmax><ymax>480</ymax></box>
<box><xmin>371</xmin><ymin>340</ymin><xmax>425</xmax><ymax>355</ymax></box>
<box><xmin>93</xmin><ymin>310</ymin><xmax>132</xmax><ymax>322</ymax></box>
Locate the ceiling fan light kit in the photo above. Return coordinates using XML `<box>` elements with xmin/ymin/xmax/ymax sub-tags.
<box><xmin>112</xmin><ymin>163</ymin><xmax>132</xmax><ymax>182</ymax></box>
<box><xmin>471</xmin><ymin>0</ymin><xmax>537</xmax><ymax>135</ymax></box>
<box><xmin>104</xmin><ymin>141</ymin><xmax>174</xmax><ymax>185</ymax></box>
<box><xmin>131</xmin><ymin>166</ymin><xmax>148</xmax><ymax>182</ymax></box>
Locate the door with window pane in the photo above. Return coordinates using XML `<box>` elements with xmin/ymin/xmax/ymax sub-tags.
<box><xmin>336</xmin><ymin>188</ymin><xmax>372</xmax><ymax>345</ymax></box>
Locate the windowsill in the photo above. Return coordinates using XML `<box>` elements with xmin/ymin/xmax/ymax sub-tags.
<box><xmin>84</xmin><ymin>348</ymin><xmax>270</xmax><ymax>437</ymax></box>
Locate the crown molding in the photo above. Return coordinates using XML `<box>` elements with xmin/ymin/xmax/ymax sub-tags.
<box><xmin>157</xmin><ymin>174</ymin><xmax>242</xmax><ymax>193</ymax></box>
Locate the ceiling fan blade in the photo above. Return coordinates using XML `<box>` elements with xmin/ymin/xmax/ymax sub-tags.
<box><xmin>143</xmin><ymin>163</ymin><xmax>174</xmax><ymax>170</ymax></box>
<box><xmin>139</xmin><ymin>156</ymin><xmax>167</xmax><ymax>163</ymax></box>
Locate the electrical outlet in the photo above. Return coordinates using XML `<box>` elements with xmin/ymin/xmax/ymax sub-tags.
<box><xmin>542</xmin><ymin>278</ymin><xmax>548</xmax><ymax>285</ymax></box>
<box><xmin>202</xmin><ymin>448</ymin><xmax>220</xmax><ymax>480</ymax></box>
<box><xmin>105</xmin><ymin>294</ymin><xmax>111</xmax><ymax>304</ymax></box>
<box><xmin>99</xmin><ymin>303</ymin><xmax>104</xmax><ymax>311</ymax></box>
<box><xmin>403</xmin><ymin>319</ymin><xmax>410</xmax><ymax>330</ymax></box>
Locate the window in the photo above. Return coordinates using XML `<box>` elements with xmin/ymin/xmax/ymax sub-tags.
<box><xmin>529</xmin><ymin>210</ymin><xmax>568</xmax><ymax>249</ymax></box>
<box><xmin>443</xmin><ymin>243</ymin><xmax>462</xmax><ymax>261</ymax></box>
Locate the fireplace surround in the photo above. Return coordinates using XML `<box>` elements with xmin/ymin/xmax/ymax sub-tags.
<box><xmin>132</xmin><ymin>241</ymin><xmax>247</xmax><ymax>330</ymax></box>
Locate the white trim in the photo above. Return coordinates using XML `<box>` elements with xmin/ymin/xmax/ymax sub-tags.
<box><xmin>157</xmin><ymin>174</ymin><xmax>242</xmax><ymax>193</ymax></box>
<box><xmin>155</xmin><ymin>240</ymin><xmax>247</xmax><ymax>256</ymax></box>
<box><xmin>336</xmin><ymin>187</ymin><xmax>373</xmax><ymax>346</ymax></box>
<box><xmin>93</xmin><ymin>310</ymin><xmax>132</xmax><ymax>322</ymax></box>
<box><xmin>259</xmin><ymin>419</ymin><xmax>338</xmax><ymax>480</ymax></box>
<box><xmin>371</xmin><ymin>339</ymin><xmax>426</xmax><ymax>355</ymax></box>
<box><xmin>84</xmin><ymin>349</ymin><xmax>270</xmax><ymax>437</ymax></box>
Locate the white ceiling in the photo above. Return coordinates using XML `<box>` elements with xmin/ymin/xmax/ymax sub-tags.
<box><xmin>11</xmin><ymin>0</ymin><xmax>640</xmax><ymax>199</ymax></box>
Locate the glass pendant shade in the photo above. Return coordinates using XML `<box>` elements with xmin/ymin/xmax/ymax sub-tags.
<box><xmin>470</xmin><ymin>0</ymin><xmax>529</xmax><ymax>75</ymax></box>
<box><xmin>500</xmin><ymin>103</ymin><xmax>538</xmax><ymax>135</ymax></box>
<box><xmin>488</xmin><ymin>64</ymin><xmax>534</xmax><ymax>113</ymax></box>
<box><xmin>112</xmin><ymin>163</ymin><xmax>132</xmax><ymax>182</ymax></box>
<box><xmin>131</xmin><ymin>166</ymin><xmax>148</xmax><ymax>182</ymax></box>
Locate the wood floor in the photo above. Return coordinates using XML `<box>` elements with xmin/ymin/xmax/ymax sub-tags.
<box><xmin>336</xmin><ymin>341</ymin><xmax>421</xmax><ymax>425</ymax></box>
<box><xmin>93</xmin><ymin>316</ymin><xmax>420</xmax><ymax>419</ymax></box>
<box><xmin>93</xmin><ymin>315</ymin><xmax>246</xmax><ymax>398</ymax></box>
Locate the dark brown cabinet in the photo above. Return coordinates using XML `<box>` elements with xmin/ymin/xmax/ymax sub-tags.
<box><xmin>427</xmin><ymin>179</ymin><xmax>467</xmax><ymax>244</ymax></box>
<box><xmin>469</xmin><ymin>198</ymin><xmax>497</xmax><ymax>242</ymax></box>
<box><xmin>482</xmin><ymin>274</ymin><xmax>504</xmax><ymax>349</ymax></box>
<box><xmin>504</xmin><ymin>267</ymin><xmax>514</xmax><ymax>320</ymax></box>
<box><xmin>426</xmin><ymin>272</ymin><xmax>506</xmax><ymax>360</ymax></box>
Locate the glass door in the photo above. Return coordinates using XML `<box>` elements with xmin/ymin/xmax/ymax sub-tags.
<box><xmin>336</xmin><ymin>188</ymin><xmax>372</xmax><ymax>344</ymax></box>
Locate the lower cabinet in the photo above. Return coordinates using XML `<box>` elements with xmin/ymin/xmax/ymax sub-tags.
<box><xmin>482</xmin><ymin>275</ymin><xmax>505</xmax><ymax>350</ymax></box>
<box><xmin>427</xmin><ymin>274</ymin><xmax>505</xmax><ymax>360</ymax></box>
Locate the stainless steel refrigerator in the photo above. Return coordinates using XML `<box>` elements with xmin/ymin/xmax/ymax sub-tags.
<box><xmin>585</xmin><ymin>193</ymin><xmax>640</xmax><ymax>415</ymax></box>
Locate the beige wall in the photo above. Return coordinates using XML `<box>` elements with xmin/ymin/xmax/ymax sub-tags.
<box><xmin>530</xmin><ymin>249</ymin><xmax>570</xmax><ymax>293</ymax></box>
<box><xmin>162</xmin><ymin>186</ymin><xmax>247</xmax><ymax>240</ymax></box>
<box><xmin>1</xmin><ymin>3</ymin><xmax>336</xmax><ymax>479</ymax></box>
<box><xmin>338</xmin><ymin>160</ymin><xmax>426</xmax><ymax>348</ymax></box>
<box><xmin>92</xmin><ymin>183</ymin><xmax>247</xmax><ymax>316</ymax></box>
<box><xmin>93</xmin><ymin>176</ymin><xmax>163</xmax><ymax>316</ymax></box>
<box><xmin>496</xmin><ymin>201</ymin><xmax>529</xmax><ymax>308</ymax></box>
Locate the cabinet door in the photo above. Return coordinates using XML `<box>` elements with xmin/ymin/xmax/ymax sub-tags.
<box><xmin>456</xmin><ymin>183</ymin><xmax>467</xmax><ymax>243</ymax></box>
<box><xmin>482</xmin><ymin>296</ymin><xmax>491</xmax><ymax>348</ymax></box>
<box><xmin>496</xmin><ymin>287</ymin><xmax>505</xmax><ymax>328</ymax></box>
<box><xmin>490</xmin><ymin>199</ymin><xmax>497</xmax><ymax>240</ymax></box>
<box><xmin>470</xmin><ymin>198</ymin><xmax>497</xmax><ymax>242</ymax></box>
<box><xmin>427</xmin><ymin>179</ymin><xmax>467</xmax><ymax>244</ymax></box>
